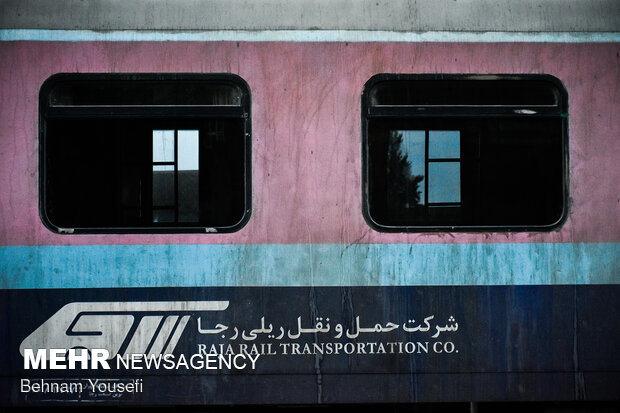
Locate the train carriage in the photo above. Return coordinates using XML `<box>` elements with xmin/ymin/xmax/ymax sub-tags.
<box><xmin>0</xmin><ymin>0</ymin><xmax>619</xmax><ymax>410</ymax></box>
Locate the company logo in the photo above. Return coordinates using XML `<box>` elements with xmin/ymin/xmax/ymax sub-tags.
<box><xmin>19</xmin><ymin>301</ymin><xmax>229</xmax><ymax>359</ymax></box>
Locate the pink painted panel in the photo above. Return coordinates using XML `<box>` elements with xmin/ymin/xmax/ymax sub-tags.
<box><xmin>0</xmin><ymin>41</ymin><xmax>618</xmax><ymax>246</ymax></box>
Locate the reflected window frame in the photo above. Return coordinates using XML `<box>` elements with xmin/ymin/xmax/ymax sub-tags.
<box><xmin>39</xmin><ymin>73</ymin><xmax>252</xmax><ymax>234</ymax></box>
<box><xmin>361</xmin><ymin>73</ymin><xmax>569</xmax><ymax>233</ymax></box>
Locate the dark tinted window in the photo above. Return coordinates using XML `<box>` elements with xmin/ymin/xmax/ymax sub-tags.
<box><xmin>40</xmin><ymin>73</ymin><xmax>251</xmax><ymax>234</ymax></box>
<box><xmin>362</xmin><ymin>74</ymin><xmax>568</xmax><ymax>232</ymax></box>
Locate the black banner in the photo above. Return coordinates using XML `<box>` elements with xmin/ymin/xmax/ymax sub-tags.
<box><xmin>1</xmin><ymin>285</ymin><xmax>619</xmax><ymax>405</ymax></box>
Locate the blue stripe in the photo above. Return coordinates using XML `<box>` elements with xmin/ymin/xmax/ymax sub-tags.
<box><xmin>0</xmin><ymin>243</ymin><xmax>618</xmax><ymax>288</ymax></box>
<box><xmin>1</xmin><ymin>29</ymin><xmax>619</xmax><ymax>43</ymax></box>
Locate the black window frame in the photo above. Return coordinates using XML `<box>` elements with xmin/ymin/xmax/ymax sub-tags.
<box><xmin>39</xmin><ymin>73</ymin><xmax>252</xmax><ymax>234</ymax></box>
<box><xmin>361</xmin><ymin>73</ymin><xmax>569</xmax><ymax>233</ymax></box>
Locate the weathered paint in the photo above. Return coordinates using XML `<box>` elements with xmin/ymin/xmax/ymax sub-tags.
<box><xmin>0</xmin><ymin>4</ymin><xmax>618</xmax><ymax>407</ymax></box>
<box><xmin>0</xmin><ymin>42</ymin><xmax>619</xmax><ymax>248</ymax></box>
<box><xmin>1</xmin><ymin>0</ymin><xmax>619</xmax><ymax>32</ymax></box>
<box><xmin>1</xmin><ymin>243</ymin><xmax>618</xmax><ymax>288</ymax></box>
<box><xmin>3</xmin><ymin>29</ymin><xmax>620</xmax><ymax>43</ymax></box>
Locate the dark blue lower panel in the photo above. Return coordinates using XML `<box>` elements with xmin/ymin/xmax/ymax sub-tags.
<box><xmin>1</xmin><ymin>285</ymin><xmax>619</xmax><ymax>405</ymax></box>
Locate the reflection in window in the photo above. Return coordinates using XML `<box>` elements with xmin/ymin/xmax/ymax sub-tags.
<box><xmin>177</xmin><ymin>130</ymin><xmax>199</xmax><ymax>222</ymax></box>
<box><xmin>40</xmin><ymin>73</ymin><xmax>251</xmax><ymax>233</ymax></box>
<box><xmin>386</xmin><ymin>131</ymin><xmax>424</xmax><ymax>211</ymax></box>
<box><xmin>399</xmin><ymin>130</ymin><xmax>425</xmax><ymax>205</ymax></box>
<box><xmin>428</xmin><ymin>162</ymin><xmax>460</xmax><ymax>204</ymax></box>
<box><xmin>152</xmin><ymin>130</ymin><xmax>175</xmax><ymax>223</ymax></box>
<box><xmin>152</xmin><ymin>130</ymin><xmax>200</xmax><ymax>223</ymax></box>
<box><xmin>392</xmin><ymin>130</ymin><xmax>461</xmax><ymax>207</ymax></box>
<box><xmin>363</xmin><ymin>74</ymin><xmax>567</xmax><ymax>231</ymax></box>
<box><xmin>429</xmin><ymin>131</ymin><xmax>460</xmax><ymax>159</ymax></box>
<box><xmin>153</xmin><ymin>130</ymin><xmax>175</xmax><ymax>163</ymax></box>
<box><xmin>428</xmin><ymin>130</ymin><xmax>461</xmax><ymax>205</ymax></box>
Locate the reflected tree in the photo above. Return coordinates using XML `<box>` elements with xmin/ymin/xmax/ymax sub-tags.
<box><xmin>387</xmin><ymin>131</ymin><xmax>424</xmax><ymax>208</ymax></box>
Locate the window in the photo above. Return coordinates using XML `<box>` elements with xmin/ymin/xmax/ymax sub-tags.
<box><xmin>362</xmin><ymin>74</ymin><xmax>568</xmax><ymax>232</ymax></box>
<box><xmin>40</xmin><ymin>73</ymin><xmax>251</xmax><ymax>233</ymax></box>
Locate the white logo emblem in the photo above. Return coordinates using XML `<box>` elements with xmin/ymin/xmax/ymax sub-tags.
<box><xmin>19</xmin><ymin>301</ymin><xmax>229</xmax><ymax>358</ymax></box>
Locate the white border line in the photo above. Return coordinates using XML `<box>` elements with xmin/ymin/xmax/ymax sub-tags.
<box><xmin>1</xmin><ymin>29</ymin><xmax>619</xmax><ymax>43</ymax></box>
